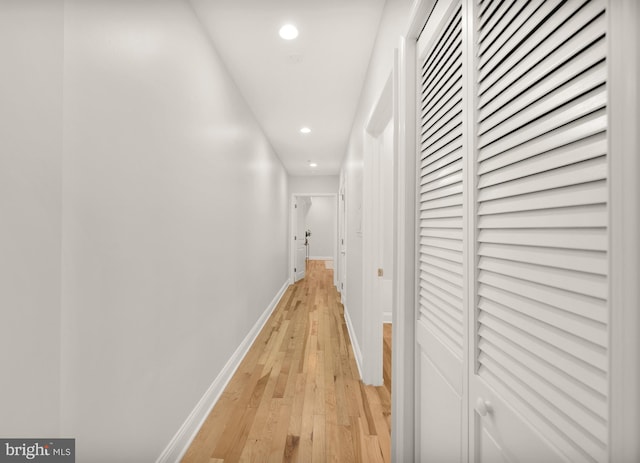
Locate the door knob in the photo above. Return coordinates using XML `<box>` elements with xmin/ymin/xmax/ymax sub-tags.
<box><xmin>475</xmin><ymin>397</ymin><xmax>492</xmax><ymax>417</ymax></box>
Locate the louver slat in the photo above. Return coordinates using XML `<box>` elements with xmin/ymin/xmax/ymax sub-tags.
<box><xmin>475</xmin><ymin>0</ymin><xmax>609</xmax><ymax>461</ymax></box>
<box><xmin>478</xmin><ymin>1</ymin><xmax>531</xmax><ymax>63</ymax></box>
<box><xmin>418</xmin><ymin>2</ymin><xmax>464</xmax><ymax>358</ymax></box>
<box><xmin>479</xmin><ymin>1</ymin><xmax>605</xmax><ymax>105</ymax></box>
<box><xmin>478</xmin><ymin>227</ymin><xmax>607</xmax><ymax>252</ymax></box>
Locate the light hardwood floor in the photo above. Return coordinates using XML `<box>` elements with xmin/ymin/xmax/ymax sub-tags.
<box><xmin>182</xmin><ymin>260</ymin><xmax>391</xmax><ymax>463</ymax></box>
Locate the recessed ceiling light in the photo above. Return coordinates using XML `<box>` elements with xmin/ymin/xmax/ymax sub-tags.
<box><xmin>279</xmin><ymin>24</ymin><xmax>298</xmax><ymax>40</ymax></box>
<box><xmin>309</xmin><ymin>162</ymin><xmax>318</xmax><ymax>168</ymax></box>
<box><xmin>300</xmin><ymin>127</ymin><xmax>311</xmax><ymax>134</ymax></box>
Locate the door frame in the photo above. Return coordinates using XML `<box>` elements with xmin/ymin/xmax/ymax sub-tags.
<box><xmin>289</xmin><ymin>193</ymin><xmax>339</xmax><ymax>285</ymax></box>
<box><xmin>609</xmin><ymin>0</ymin><xmax>640</xmax><ymax>460</ymax></box>
<box><xmin>362</xmin><ymin>72</ymin><xmax>395</xmax><ymax>386</ymax></box>
<box><xmin>390</xmin><ymin>0</ymin><xmax>445</xmax><ymax>459</ymax></box>
<box><xmin>338</xmin><ymin>177</ymin><xmax>347</xmax><ymax>303</ymax></box>
<box><xmin>389</xmin><ymin>0</ymin><xmax>437</xmax><ymax>459</ymax></box>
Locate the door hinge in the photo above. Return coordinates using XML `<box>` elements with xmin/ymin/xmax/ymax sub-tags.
<box><xmin>294</xmin><ymin>235</ymin><xmax>297</xmax><ymax>240</ymax></box>
<box><xmin>294</xmin><ymin>267</ymin><xmax>296</xmax><ymax>272</ymax></box>
<box><xmin>378</xmin><ymin>268</ymin><xmax>384</xmax><ymax>277</ymax></box>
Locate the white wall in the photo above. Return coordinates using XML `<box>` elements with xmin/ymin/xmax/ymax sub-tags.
<box><xmin>305</xmin><ymin>197</ymin><xmax>336</xmax><ymax>260</ymax></box>
<box><xmin>57</xmin><ymin>1</ymin><xmax>287</xmax><ymax>461</ymax></box>
<box><xmin>0</xmin><ymin>0</ymin><xmax>63</xmax><ymax>438</ymax></box>
<box><xmin>289</xmin><ymin>175</ymin><xmax>339</xmax><ymax>195</ymax></box>
<box><xmin>340</xmin><ymin>0</ymin><xmax>411</xmax><ymax>369</ymax></box>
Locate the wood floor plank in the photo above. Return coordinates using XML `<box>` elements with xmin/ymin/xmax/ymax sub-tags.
<box><xmin>182</xmin><ymin>260</ymin><xmax>391</xmax><ymax>463</ymax></box>
<box><xmin>268</xmin><ymin>402</ymin><xmax>291</xmax><ymax>463</ymax></box>
<box><xmin>211</xmin><ymin>403</ymin><xmax>258</xmax><ymax>462</ymax></box>
<box><xmin>364</xmin><ymin>386</ymin><xmax>391</xmax><ymax>463</ymax></box>
<box><xmin>286</xmin><ymin>373</ymin><xmax>305</xmax><ymax>447</ymax></box>
<box><xmin>313</xmin><ymin>350</ymin><xmax>325</xmax><ymax>415</ymax></box>
<box><xmin>383</xmin><ymin>323</ymin><xmax>392</xmax><ymax>394</ymax></box>
<box><xmin>248</xmin><ymin>398</ymin><xmax>280</xmax><ymax>463</ymax></box>
<box><xmin>349</xmin><ymin>416</ymin><xmax>364</xmax><ymax>463</ymax></box>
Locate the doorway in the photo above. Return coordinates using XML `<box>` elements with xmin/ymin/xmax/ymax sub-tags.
<box><xmin>290</xmin><ymin>194</ymin><xmax>338</xmax><ymax>286</ymax></box>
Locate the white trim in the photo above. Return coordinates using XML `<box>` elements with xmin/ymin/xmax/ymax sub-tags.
<box><xmin>609</xmin><ymin>0</ymin><xmax>640</xmax><ymax>461</ymax></box>
<box><xmin>383</xmin><ymin>312</ymin><xmax>393</xmax><ymax>324</ymax></box>
<box><xmin>343</xmin><ymin>304</ymin><xmax>364</xmax><ymax>380</ymax></box>
<box><xmin>289</xmin><ymin>195</ymin><xmax>298</xmax><ymax>285</ymax></box>
<box><xmin>391</xmin><ymin>6</ymin><xmax>422</xmax><ymax>458</ymax></box>
<box><xmin>393</xmin><ymin>0</ymin><xmax>439</xmax><ymax>460</ymax></box>
<box><xmin>338</xmin><ymin>176</ymin><xmax>348</xmax><ymax>302</ymax></box>
<box><xmin>361</xmin><ymin>71</ymin><xmax>395</xmax><ymax>386</ymax></box>
<box><xmin>462</xmin><ymin>1</ymin><xmax>477</xmax><ymax>461</ymax></box>
<box><xmin>308</xmin><ymin>256</ymin><xmax>333</xmax><ymax>261</ymax></box>
<box><xmin>406</xmin><ymin>0</ymin><xmax>437</xmax><ymax>38</ymax></box>
<box><xmin>155</xmin><ymin>280</ymin><xmax>290</xmax><ymax>463</ymax></box>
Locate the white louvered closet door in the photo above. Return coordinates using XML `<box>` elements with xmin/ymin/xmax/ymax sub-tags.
<box><xmin>415</xmin><ymin>0</ymin><xmax>467</xmax><ymax>460</ymax></box>
<box><xmin>470</xmin><ymin>0</ymin><xmax>610</xmax><ymax>462</ymax></box>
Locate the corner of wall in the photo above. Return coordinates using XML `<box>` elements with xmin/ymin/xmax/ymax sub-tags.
<box><xmin>155</xmin><ymin>279</ymin><xmax>290</xmax><ymax>463</ymax></box>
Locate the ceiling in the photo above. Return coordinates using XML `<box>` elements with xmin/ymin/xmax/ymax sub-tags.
<box><xmin>189</xmin><ymin>0</ymin><xmax>386</xmax><ymax>176</ymax></box>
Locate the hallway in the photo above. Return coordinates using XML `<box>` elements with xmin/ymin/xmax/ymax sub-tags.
<box><xmin>182</xmin><ymin>261</ymin><xmax>391</xmax><ymax>463</ymax></box>
<box><xmin>2</xmin><ymin>1</ymin><xmax>639</xmax><ymax>461</ymax></box>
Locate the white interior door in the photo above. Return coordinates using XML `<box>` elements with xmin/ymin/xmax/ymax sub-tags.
<box><xmin>294</xmin><ymin>198</ymin><xmax>307</xmax><ymax>282</ymax></box>
<box><xmin>415</xmin><ymin>1</ymin><xmax>466</xmax><ymax>460</ymax></box>
<box><xmin>470</xmin><ymin>0</ymin><xmax>609</xmax><ymax>461</ymax></box>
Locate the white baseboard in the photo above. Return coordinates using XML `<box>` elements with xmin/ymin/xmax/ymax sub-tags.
<box><xmin>156</xmin><ymin>280</ymin><xmax>290</xmax><ymax>463</ymax></box>
<box><xmin>308</xmin><ymin>256</ymin><xmax>333</xmax><ymax>261</ymax></box>
<box><xmin>383</xmin><ymin>312</ymin><xmax>393</xmax><ymax>324</ymax></box>
<box><xmin>343</xmin><ymin>304</ymin><xmax>363</xmax><ymax>381</ymax></box>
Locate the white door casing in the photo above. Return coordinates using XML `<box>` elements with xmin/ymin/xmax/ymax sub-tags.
<box><xmin>380</xmin><ymin>119</ymin><xmax>395</xmax><ymax>325</ymax></box>
<box><xmin>609</xmin><ymin>1</ymin><xmax>640</xmax><ymax>461</ymax></box>
<box><xmin>339</xmin><ymin>181</ymin><xmax>347</xmax><ymax>303</ymax></box>
<box><xmin>392</xmin><ymin>33</ymin><xmax>417</xmax><ymax>463</ymax></box>
<box><xmin>362</xmin><ymin>73</ymin><xmax>394</xmax><ymax>386</ymax></box>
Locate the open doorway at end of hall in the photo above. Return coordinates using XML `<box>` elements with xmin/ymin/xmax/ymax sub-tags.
<box><xmin>290</xmin><ymin>194</ymin><xmax>338</xmax><ymax>287</ymax></box>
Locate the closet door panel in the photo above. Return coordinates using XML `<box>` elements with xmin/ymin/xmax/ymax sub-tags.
<box><xmin>471</xmin><ymin>1</ymin><xmax>610</xmax><ymax>462</ymax></box>
<box><xmin>415</xmin><ymin>0</ymin><xmax>467</xmax><ymax>461</ymax></box>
